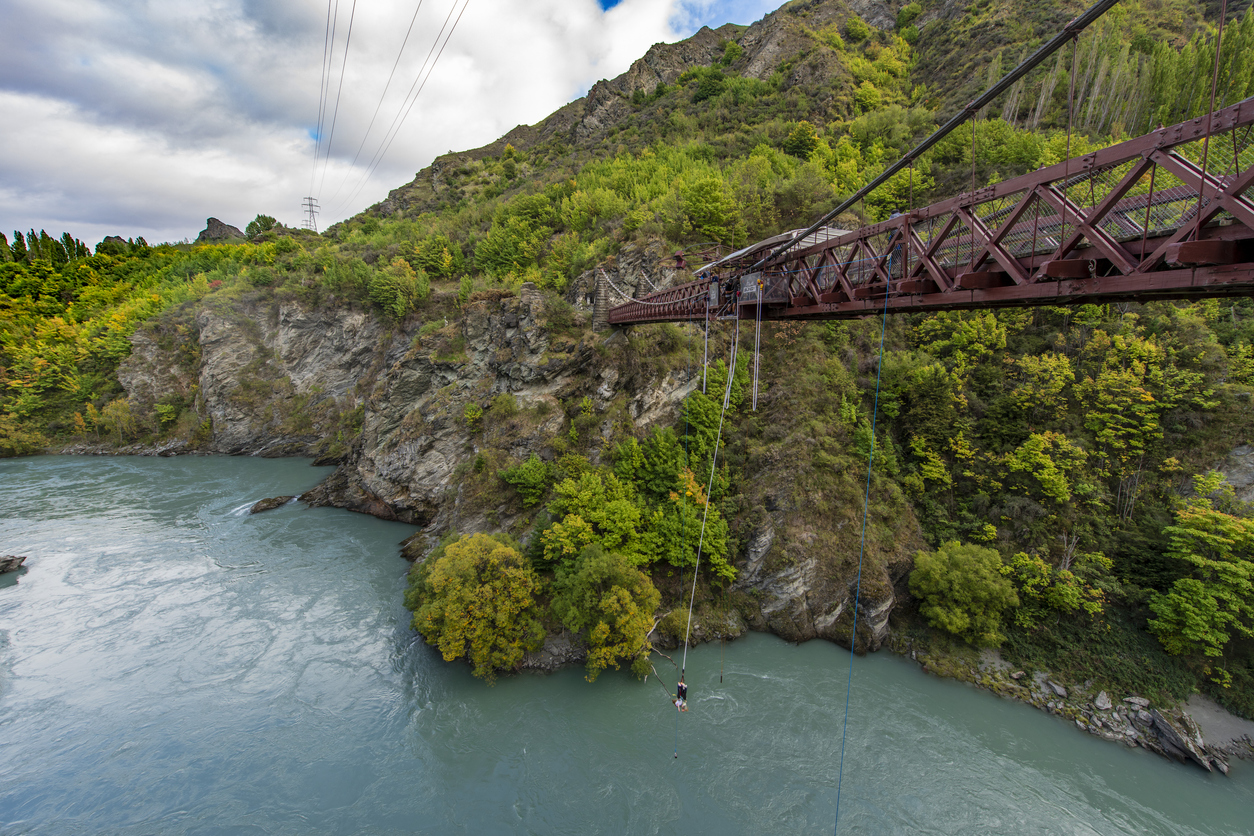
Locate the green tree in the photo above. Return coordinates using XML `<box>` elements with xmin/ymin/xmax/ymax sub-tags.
<box><xmin>552</xmin><ymin>545</ymin><xmax>661</xmax><ymax>681</ymax></box>
<box><xmin>676</xmin><ymin>176</ymin><xmax>738</xmax><ymax>245</ymax></box>
<box><xmin>501</xmin><ymin>452</ymin><xmax>550</xmax><ymax>507</ymax></box>
<box><xmin>405</xmin><ymin>533</ymin><xmax>544</xmax><ymax>682</ymax></box>
<box><xmin>542</xmin><ymin>470</ymin><xmax>644</xmax><ymax>565</ymax></box>
<box><xmin>245</xmin><ymin>215</ymin><xmax>277</xmax><ymax>238</ymax></box>
<box><xmin>783</xmin><ymin>121</ymin><xmax>820</xmax><ymax>160</ymax></box>
<box><xmin>909</xmin><ymin>541</ymin><xmax>1020</xmax><ymax>647</ymax></box>
<box><xmin>0</xmin><ymin>412</ymin><xmax>47</xmax><ymax>457</ymax></box>
<box><xmin>1148</xmin><ymin>473</ymin><xmax>1254</xmax><ymax>676</ymax></box>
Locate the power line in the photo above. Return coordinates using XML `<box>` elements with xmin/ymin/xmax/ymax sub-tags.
<box><xmin>324</xmin><ymin>0</ymin><xmax>429</xmax><ymax>208</ymax></box>
<box><xmin>329</xmin><ymin>0</ymin><xmax>465</xmax><ymax>215</ymax></box>
<box><xmin>329</xmin><ymin>0</ymin><xmax>471</xmax><ymax>217</ymax></box>
<box><xmin>310</xmin><ymin>0</ymin><xmax>335</xmax><ymax>197</ymax></box>
<box><xmin>318</xmin><ymin>0</ymin><xmax>360</xmax><ymax>195</ymax></box>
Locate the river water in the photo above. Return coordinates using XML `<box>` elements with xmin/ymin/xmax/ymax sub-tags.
<box><xmin>0</xmin><ymin>456</ymin><xmax>1250</xmax><ymax>835</ymax></box>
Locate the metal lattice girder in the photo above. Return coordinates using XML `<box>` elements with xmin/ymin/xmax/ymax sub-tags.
<box><xmin>608</xmin><ymin>96</ymin><xmax>1254</xmax><ymax>326</ymax></box>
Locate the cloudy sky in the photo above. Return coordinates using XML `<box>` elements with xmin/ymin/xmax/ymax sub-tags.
<box><xmin>0</xmin><ymin>0</ymin><xmax>780</xmax><ymax>246</ymax></box>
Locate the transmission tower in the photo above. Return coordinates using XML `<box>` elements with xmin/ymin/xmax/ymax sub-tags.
<box><xmin>301</xmin><ymin>197</ymin><xmax>320</xmax><ymax>233</ymax></box>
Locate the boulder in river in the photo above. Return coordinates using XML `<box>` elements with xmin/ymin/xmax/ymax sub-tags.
<box><xmin>250</xmin><ymin>496</ymin><xmax>295</xmax><ymax>514</ymax></box>
<box><xmin>0</xmin><ymin>555</ymin><xmax>27</xmax><ymax>573</ymax></box>
<box><xmin>1151</xmin><ymin>709</ymin><xmax>1213</xmax><ymax>772</ymax></box>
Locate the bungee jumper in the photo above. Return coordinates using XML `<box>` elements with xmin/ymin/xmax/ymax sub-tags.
<box><xmin>674</xmin><ymin>676</ymin><xmax>688</xmax><ymax>712</ymax></box>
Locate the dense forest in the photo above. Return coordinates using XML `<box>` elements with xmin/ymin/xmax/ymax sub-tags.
<box><xmin>2</xmin><ymin>0</ymin><xmax>1253</xmax><ymax>715</ymax></box>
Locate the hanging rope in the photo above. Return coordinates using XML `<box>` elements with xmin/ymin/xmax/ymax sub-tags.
<box><xmin>703</xmin><ymin>314</ymin><xmax>710</xmax><ymax>394</ymax></box>
<box><xmin>752</xmin><ymin>278</ymin><xmax>763</xmax><ymax>411</ymax></box>
<box><xmin>1194</xmin><ymin>0</ymin><xmax>1228</xmax><ymax>241</ymax></box>
<box><xmin>1062</xmin><ymin>35</ymin><xmax>1079</xmax><ymax>253</ymax></box>
<box><xmin>681</xmin><ymin>315</ymin><xmax>741</xmax><ymax>677</ymax></box>
<box><xmin>833</xmin><ymin>249</ymin><xmax>894</xmax><ymax>835</ymax></box>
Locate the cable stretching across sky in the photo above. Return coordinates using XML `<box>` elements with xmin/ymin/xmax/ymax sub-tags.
<box><xmin>318</xmin><ymin>0</ymin><xmax>360</xmax><ymax>195</ymax></box>
<box><xmin>309</xmin><ymin>0</ymin><xmax>337</xmax><ymax>198</ymax></box>
<box><xmin>327</xmin><ymin>0</ymin><xmax>473</xmax><ymax>218</ymax></box>
<box><xmin>324</xmin><ymin>0</ymin><xmax>430</xmax><ymax>210</ymax></box>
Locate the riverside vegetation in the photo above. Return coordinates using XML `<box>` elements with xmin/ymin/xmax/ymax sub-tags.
<box><xmin>2</xmin><ymin>0</ymin><xmax>1254</xmax><ymax>729</ymax></box>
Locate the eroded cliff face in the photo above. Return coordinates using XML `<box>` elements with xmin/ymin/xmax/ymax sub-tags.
<box><xmin>117</xmin><ymin>280</ymin><xmax>915</xmax><ymax>654</ymax></box>
<box><xmin>120</xmin><ymin>297</ymin><xmax>399</xmax><ymax>457</ymax></box>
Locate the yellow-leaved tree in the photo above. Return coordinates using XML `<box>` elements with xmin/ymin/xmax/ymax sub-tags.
<box><xmin>551</xmin><ymin>545</ymin><xmax>660</xmax><ymax>682</ymax></box>
<box><xmin>404</xmin><ymin>533</ymin><xmax>544</xmax><ymax>683</ymax></box>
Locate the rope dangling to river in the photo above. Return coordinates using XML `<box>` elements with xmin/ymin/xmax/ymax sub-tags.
<box><xmin>680</xmin><ymin>315</ymin><xmax>740</xmax><ymax>679</ymax></box>
<box><xmin>834</xmin><ymin>248</ymin><xmax>895</xmax><ymax>834</ymax></box>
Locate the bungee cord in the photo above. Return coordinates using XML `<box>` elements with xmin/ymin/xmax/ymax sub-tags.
<box><xmin>680</xmin><ymin>315</ymin><xmax>740</xmax><ymax>677</ymax></box>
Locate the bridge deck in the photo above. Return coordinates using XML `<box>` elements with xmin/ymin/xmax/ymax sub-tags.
<box><xmin>608</xmin><ymin>96</ymin><xmax>1254</xmax><ymax>325</ymax></box>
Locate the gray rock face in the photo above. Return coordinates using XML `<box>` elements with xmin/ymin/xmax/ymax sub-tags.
<box><xmin>1219</xmin><ymin>444</ymin><xmax>1254</xmax><ymax>504</ymax></box>
<box><xmin>521</xmin><ymin>632</ymin><xmax>587</xmax><ymax>672</ymax></box>
<box><xmin>1152</xmin><ymin>709</ymin><xmax>1214</xmax><ymax>771</ymax></box>
<box><xmin>118</xmin><ymin>330</ymin><xmax>196</xmax><ymax>413</ymax></box>
<box><xmin>732</xmin><ymin>517</ymin><xmax>896</xmax><ymax>652</ymax></box>
<box><xmin>1048</xmin><ymin>680</ymin><xmax>1068</xmax><ymax>698</ymax></box>
<box><xmin>1095</xmin><ymin>691</ymin><xmax>1112</xmax><ymax>711</ymax></box>
<box><xmin>1124</xmin><ymin>696</ymin><xmax>1150</xmax><ymax>708</ymax></box>
<box><xmin>119</xmin><ymin>299</ymin><xmax>396</xmax><ymax>457</ymax></box>
<box><xmin>195</xmin><ymin>218</ymin><xmax>245</xmax><ymax>242</ymax></box>
<box><xmin>0</xmin><ymin>555</ymin><xmax>26</xmax><ymax>573</ymax></box>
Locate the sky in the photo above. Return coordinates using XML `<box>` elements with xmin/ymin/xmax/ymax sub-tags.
<box><xmin>0</xmin><ymin>0</ymin><xmax>781</xmax><ymax>247</ymax></box>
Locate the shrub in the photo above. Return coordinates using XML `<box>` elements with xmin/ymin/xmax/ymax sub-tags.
<box><xmin>369</xmin><ymin>257</ymin><xmax>430</xmax><ymax>320</ymax></box>
<box><xmin>910</xmin><ymin>541</ymin><xmax>1020</xmax><ymax>647</ymax></box>
<box><xmin>845</xmin><ymin>14</ymin><xmax>870</xmax><ymax>42</ymax></box>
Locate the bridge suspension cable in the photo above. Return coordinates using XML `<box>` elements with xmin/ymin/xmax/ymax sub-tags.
<box><xmin>752</xmin><ymin>0</ymin><xmax>1122</xmax><ymax>271</ymax></box>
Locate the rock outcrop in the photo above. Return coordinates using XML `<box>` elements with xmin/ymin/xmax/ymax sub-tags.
<box><xmin>118</xmin><ymin>298</ymin><xmax>401</xmax><ymax>458</ymax></box>
<box><xmin>250</xmin><ymin>496</ymin><xmax>294</xmax><ymax>513</ymax></box>
<box><xmin>0</xmin><ymin>555</ymin><xmax>26</xmax><ymax>573</ymax></box>
<box><xmin>195</xmin><ymin>218</ymin><xmax>245</xmax><ymax>243</ymax></box>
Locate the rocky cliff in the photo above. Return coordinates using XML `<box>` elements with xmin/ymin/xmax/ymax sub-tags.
<box><xmin>115</xmin><ymin>253</ymin><xmax>917</xmax><ymax>653</ymax></box>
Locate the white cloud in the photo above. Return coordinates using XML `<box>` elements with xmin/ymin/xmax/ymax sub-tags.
<box><xmin>0</xmin><ymin>0</ymin><xmax>779</xmax><ymax>245</ymax></box>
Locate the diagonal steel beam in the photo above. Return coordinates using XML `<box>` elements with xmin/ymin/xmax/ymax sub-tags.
<box><xmin>954</xmin><ymin>205</ymin><xmax>1030</xmax><ymax>283</ymax></box>
<box><xmin>1034</xmin><ymin>185</ymin><xmax>1138</xmax><ymax>275</ymax></box>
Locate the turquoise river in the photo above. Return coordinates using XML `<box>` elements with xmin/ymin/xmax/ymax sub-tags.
<box><xmin>1</xmin><ymin>456</ymin><xmax>1251</xmax><ymax>834</ymax></box>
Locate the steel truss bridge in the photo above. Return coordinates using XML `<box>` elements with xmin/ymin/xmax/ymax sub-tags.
<box><xmin>608</xmin><ymin>97</ymin><xmax>1254</xmax><ymax>326</ymax></box>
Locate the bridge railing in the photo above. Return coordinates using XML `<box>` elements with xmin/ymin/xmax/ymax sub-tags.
<box><xmin>608</xmin><ymin>95</ymin><xmax>1254</xmax><ymax>325</ymax></box>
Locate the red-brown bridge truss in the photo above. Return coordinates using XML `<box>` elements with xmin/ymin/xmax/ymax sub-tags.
<box><xmin>608</xmin><ymin>96</ymin><xmax>1254</xmax><ymax>326</ymax></box>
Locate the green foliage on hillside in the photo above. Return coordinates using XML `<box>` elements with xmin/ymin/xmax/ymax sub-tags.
<box><xmin>4</xmin><ymin>0</ymin><xmax>1253</xmax><ymax>706</ymax></box>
